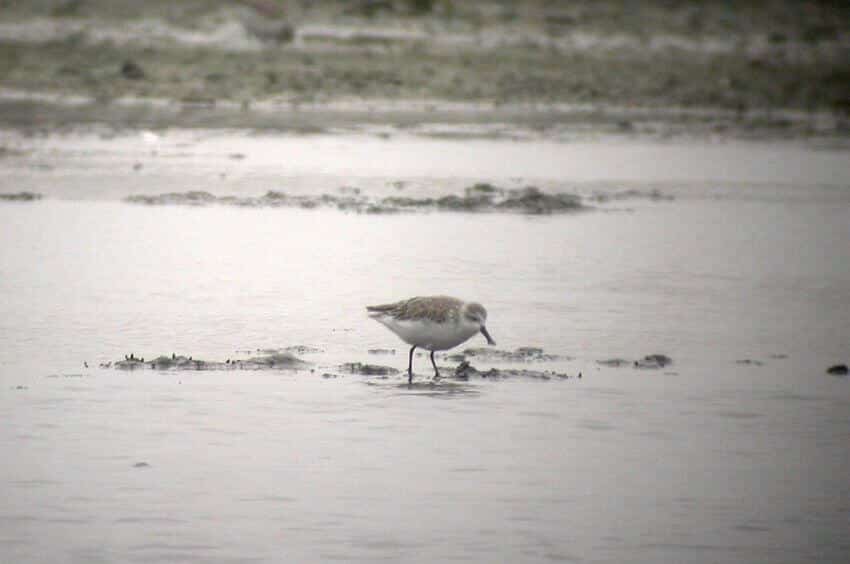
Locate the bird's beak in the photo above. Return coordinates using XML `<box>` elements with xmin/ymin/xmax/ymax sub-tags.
<box><xmin>480</xmin><ymin>325</ymin><xmax>496</xmax><ymax>346</ymax></box>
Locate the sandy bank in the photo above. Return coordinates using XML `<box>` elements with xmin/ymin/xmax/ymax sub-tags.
<box><xmin>1</xmin><ymin>0</ymin><xmax>848</xmax><ymax>137</ymax></box>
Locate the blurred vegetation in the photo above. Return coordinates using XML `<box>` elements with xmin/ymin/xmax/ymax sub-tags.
<box><xmin>0</xmin><ymin>0</ymin><xmax>847</xmax><ymax>38</ymax></box>
<box><xmin>0</xmin><ymin>0</ymin><xmax>848</xmax><ymax>114</ymax></box>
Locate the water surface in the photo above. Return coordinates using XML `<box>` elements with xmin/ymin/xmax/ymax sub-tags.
<box><xmin>1</xmin><ymin>131</ymin><xmax>849</xmax><ymax>563</ymax></box>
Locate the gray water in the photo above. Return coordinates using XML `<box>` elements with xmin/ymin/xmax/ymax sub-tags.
<box><xmin>1</xmin><ymin>129</ymin><xmax>849</xmax><ymax>563</ymax></box>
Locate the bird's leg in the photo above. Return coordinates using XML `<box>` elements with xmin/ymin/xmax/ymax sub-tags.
<box><xmin>430</xmin><ymin>350</ymin><xmax>440</xmax><ymax>380</ymax></box>
<box><xmin>408</xmin><ymin>345</ymin><xmax>416</xmax><ymax>384</ymax></box>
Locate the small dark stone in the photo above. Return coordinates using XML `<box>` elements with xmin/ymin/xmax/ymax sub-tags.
<box><xmin>617</xmin><ymin>119</ymin><xmax>635</xmax><ymax>132</ymax></box>
<box><xmin>635</xmin><ymin>354</ymin><xmax>673</xmax><ymax>369</ymax></box>
<box><xmin>826</xmin><ymin>364</ymin><xmax>848</xmax><ymax>376</ymax></box>
<box><xmin>121</xmin><ymin>60</ymin><xmax>145</xmax><ymax>80</ymax></box>
<box><xmin>133</xmin><ymin>462</ymin><xmax>150</xmax><ymax>468</ymax></box>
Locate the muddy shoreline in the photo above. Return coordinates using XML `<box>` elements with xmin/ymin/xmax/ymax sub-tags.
<box><xmin>101</xmin><ymin>346</ymin><xmax>594</xmax><ymax>381</ymax></box>
<box><xmin>1</xmin><ymin>0</ymin><xmax>848</xmax><ymax>138</ymax></box>
<box><xmin>122</xmin><ymin>184</ymin><xmax>586</xmax><ymax>215</ymax></box>
<box><xmin>2</xmin><ymin>94</ymin><xmax>844</xmax><ymax>141</ymax></box>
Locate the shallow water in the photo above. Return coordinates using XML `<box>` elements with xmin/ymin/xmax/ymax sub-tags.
<box><xmin>1</xmin><ymin>130</ymin><xmax>849</xmax><ymax>563</ymax></box>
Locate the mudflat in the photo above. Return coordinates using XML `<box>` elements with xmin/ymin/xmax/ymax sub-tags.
<box><xmin>1</xmin><ymin>0</ymin><xmax>848</xmax><ymax>136</ymax></box>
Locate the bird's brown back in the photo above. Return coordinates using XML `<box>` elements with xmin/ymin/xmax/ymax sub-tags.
<box><xmin>367</xmin><ymin>296</ymin><xmax>463</xmax><ymax>323</ymax></box>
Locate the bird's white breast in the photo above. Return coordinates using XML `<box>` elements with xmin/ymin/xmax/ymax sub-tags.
<box><xmin>376</xmin><ymin>316</ymin><xmax>479</xmax><ymax>351</ymax></box>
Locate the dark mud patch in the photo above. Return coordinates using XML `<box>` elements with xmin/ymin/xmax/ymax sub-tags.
<box><xmin>368</xmin><ymin>348</ymin><xmax>396</xmax><ymax>355</ymax></box>
<box><xmin>124</xmin><ymin>184</ymin><xmax>585</xmax><ymax>215</ymax></box>
<box><xmin>258</xmin><ymin>345</ymin><xmax>323</xmax><ymax>355</ymax></box>
<box><xmin>586</xmin><ymin>189</ymin><xmax>674</xmax><ymax>203</ymax></box>
<box><xmin>109</xmin><ymin>352</ymin><xmax>307</xmax><ymax>371</ymax></box>
<box><xmin>0</xmin><ymin>146</ymin><xmax>29</xmax><ymax>158</ymax></box>
<box><xmin>380</xmin><ymin>184</ymin><xmax>583</xmax><ymax>215</ymax></box>
<box><xmin>597</xmin><ymin>354</ymin><xmax>673</xmax><ymax>370</ymax></box>
<box><xmin>596</xmin><ymin>358</ymin><xmax>631</xmax><ymax>367</ymax></box>
<box><xmin>125</xmin><ymin>191</ymin><xmax>218</xmax><ymax>206</ymax></box>
<box><xmin>826</xmin><ymin>364</ymin><xmax>848</xmax><ymax>376</ymax></box>
<box><xmin>243</xmin><ymin>352</ymin><xmax>310</xmax><ymax>369</ymax></box>
<box><xmin>736</xmin><ymin>359</ymin><xmax>765</xmax><ymax>366</ymax></box>
<box><xmin>446</xmin><ymin>346</ymin><xmax>565</xmax><ymax>363</ymax></box>
<box><xmin>338</xmin><ymin>362</ymin><xmax>400</xmax><ymax>376</ymax></box>
<box><xmin>635</xmin><ymin>354</ymin><xmax>673</xmax><ymax>369</ymax></box>
<box><xmin>452</xmin><ymin>360</ymin><xmax>578</xmax><ymax>381</ymax></box>
<box><xmin>0</xmin><ymin>192</ymin><xmax>42</xmax><ymax>201</ymax></box>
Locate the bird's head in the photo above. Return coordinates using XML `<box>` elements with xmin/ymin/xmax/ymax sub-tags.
<box><xmin>463</xmin><ymin>302</ymin><xmax>496</xmax><ymax>345</ymax></box>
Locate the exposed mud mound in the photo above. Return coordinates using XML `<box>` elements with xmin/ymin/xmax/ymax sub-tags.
<box><xmin>496</xmin><ymin>187</ymin><xmax>583</xmax><ymax>214</ymax></box>
<box><xmin>0</xmin><ymin>192</ymin><xmax>42</xmax><ymax>201</ymax></box>
<box><xmin>125</xmin><ymin>191</ymin><xmax>220</xmax><ymax>206</ymax></box>
<box><xmin>596</xmin><ymin>358</ymin><xmax>632</xmax><ymax>367</ymax></box>
<box><xmin>258</xmin><ymin>345</ymin><xmax>324</xmax><ymax>355</ymax></box>
<box><xmin>109</xmin><ymin>352</ymin><xmax>307</xmax><ymax>370</ymax></box>
<box><xmin>586</xmin><ymin>189</ymin><xmax>674</xmax><ymax>203</ymax></box>
<box><xmin>452</xmin><ymin>360</ymin><xmax>578</xmax><ymax>380</ymax></box>
<box><xmin>597</xmin><ymin>354</ymin><xmax>673</xmax><ymax>369</ymax></box>
<box><xmin>245</xmin><ymin>352</ymin><xmax>309</xmax><ymax>368</ymax></box>
<box><xmin>124</xmin><ymin>184</ymin><xmax>585</xmax><ymax>215</ymax></box>
<box><xmin>339</xmin><ymin>362</ymin><xmax>400</xmax><ymax>376</ymax></box>
<box><xmin>379</xmin><ymin>185</ymin><xmax>584</xmax><ymax>214</ymax></box>
<box><xmin>635</xmin><ymin>354</ymin><xmax>673</xmax><ymax>369</ymax></box>
<box><xmin>446</xmin><ymin>346</ymin><xmax>564</xmax><ymax>362</ymax></box>
<box><xmin>736</xmin><ymin>359</ymin><xmax>765</xmax><ymax>366</ymax></box>
<box><xmin>367</xmin><ymin>348</ymin><xmax>396</xmax><ymax>355</ymax></box>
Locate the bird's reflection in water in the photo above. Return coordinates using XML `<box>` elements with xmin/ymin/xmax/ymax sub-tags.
<box><xmin>363</xmin><ymin>379</ymin><xmax>482</xmax><ymax>399</ymax></box>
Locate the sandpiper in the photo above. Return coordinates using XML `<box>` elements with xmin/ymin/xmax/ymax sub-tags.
<box><xmin>367</xmin><ymin>296</ymin><xmax>496</xmax><ymax>384</ymax></box>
